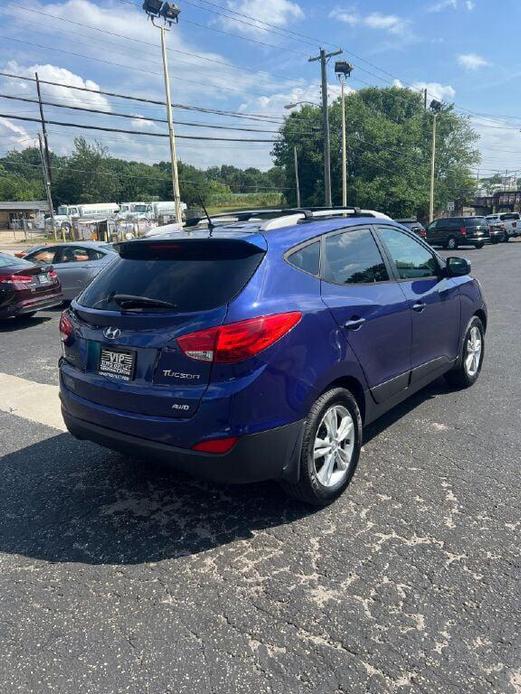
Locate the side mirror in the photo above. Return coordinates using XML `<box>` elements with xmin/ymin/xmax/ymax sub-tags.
<box><xmin>446</xmin><ymin>256</ymin><xmax>471</xmax><ymax>277</ymax></box>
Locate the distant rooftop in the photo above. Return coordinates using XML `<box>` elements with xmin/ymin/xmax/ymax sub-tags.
<box><xmin>0</xmin><ymin>201</ymin><xmax>47</xmax><ymax>211</ymax></box>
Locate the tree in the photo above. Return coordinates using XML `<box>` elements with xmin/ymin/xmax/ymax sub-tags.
<box><xmin>273</xmin><ymin>87</ymin><xmax>480</xmax><ymax>219</ymax></box>
<box><xmin>54</xmin><ymin>138</ymin><xmax>119</xmax><ymax>204</ymax></box>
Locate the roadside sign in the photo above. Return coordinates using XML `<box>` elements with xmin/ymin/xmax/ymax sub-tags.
<box><xmin>447</xmin><ymin>201</ymin><xmax>455</xmax><ymax>212</ymax></box>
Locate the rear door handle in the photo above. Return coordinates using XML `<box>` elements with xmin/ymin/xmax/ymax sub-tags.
<box><xmin>412</xmin><ymin>302</ymin><xmax>426</xmax><ymax>313</ymax></box>
<box><xmin>344</xmin><ymin>317</ymin><xmax>366</xmax><ymax>330</ymax></box>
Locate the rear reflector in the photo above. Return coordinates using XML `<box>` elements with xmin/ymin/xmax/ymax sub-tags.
<box><xmin>177</xmin><ymin>311</ymin><xmax>302</xmax><ymax>364</ymax></box>
<box><xmin>192</xmin><ymin>437</ymin><xmax>238</xmax><ymax>454</ymax></box>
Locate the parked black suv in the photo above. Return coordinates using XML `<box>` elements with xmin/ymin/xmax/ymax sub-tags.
<box><xmin>426</xmin><ymin>217</ymin><xmax>489</xmax><ymax>250</ymax></box>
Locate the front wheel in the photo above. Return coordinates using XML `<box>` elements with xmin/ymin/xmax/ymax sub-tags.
<box><xmin>474</xmin><ymin>242</ymin><xmax>484</xmax><ymax>249</ymax></box>
<box><xmin>445</xmin><ymin>316</ymin><xmax>484</xmax><ymax>389</ymax></box>
<box><xmin>281</xmin><ymin>387</ymin><xmax>362</xmax><ymax>506</ymax></box>
<box><xmin>503</xmin><ymin>233</ymin><xmax>510</xmax><ymax>243</ymax></box>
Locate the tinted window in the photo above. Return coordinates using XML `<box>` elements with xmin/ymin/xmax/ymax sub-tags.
<box><xmin>26</xmin><ymin>247</ymin><xmax>59</xmax><ymax>264</ymax></box>
<box><xmin>322</xmin><ymin>228</ymin><xmax>389</xmax><ymax>285</ymax></box>
<box><xmin>379</xmin><ymin>227</ymin><xmax>439</xmax><ymax>279</ymax></box>
<box><xmin>287</xmin><ymin>241</ymin><xmax>320</xmax><ymax>275</ymax></box>
<box><xmin>79</xmin><ymin>239</ymin><xmax>265</xmax><ymax>312</ymax></box>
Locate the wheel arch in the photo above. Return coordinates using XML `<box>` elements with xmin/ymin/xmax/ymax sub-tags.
<box><xmin>320</xmin><ymin>375</ymin><xmax>367</xmax><ymax>425</ymax></box>
<box><xmin>474</xmin><ymin>308</ymin><xmax>487</xmax><ymax>333</ymax></box>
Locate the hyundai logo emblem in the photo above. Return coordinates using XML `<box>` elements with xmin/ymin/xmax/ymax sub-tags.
<box><xmin>104</xmin><ymin>326</ymin><xmax>121</xmax><ymax>340</ymax></box>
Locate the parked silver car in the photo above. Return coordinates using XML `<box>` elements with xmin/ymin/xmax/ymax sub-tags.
<box><xmin>21</xmin><ymin>241</ymin><xmax>117</xmax><ymax>300</ymax></box>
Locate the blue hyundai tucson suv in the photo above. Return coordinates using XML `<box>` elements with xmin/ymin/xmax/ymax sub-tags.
<box><xmin>59</xmin><ymin>209</ymin><xmax>487</xmax><ymax>505</ymax></box>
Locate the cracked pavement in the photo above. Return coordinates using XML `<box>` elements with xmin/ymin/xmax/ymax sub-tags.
<box><xmin>0</xmin><ymin>244</ymin><xmax>519</xmax><ymax>693</ymax></box>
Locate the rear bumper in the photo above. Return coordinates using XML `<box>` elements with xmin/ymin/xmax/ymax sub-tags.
<box><xmin>61</xmin><ymin>405</ymin><xmax>304</xmax><ymax>484</ymax></box>
<box><xmin>0</xmin><ymin>293</ymin><xmax>63</xmax><ymax>318</ymax></box>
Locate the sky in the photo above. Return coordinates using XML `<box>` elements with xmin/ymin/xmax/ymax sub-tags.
<box><xmin>0</xmin><ymin>0</ymin><xmax>520</xmax><ymax>178</ymax></box>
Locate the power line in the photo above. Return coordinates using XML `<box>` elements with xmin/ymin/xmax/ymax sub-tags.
<box><xmin>0</xmin><ymin>112</ymin><xmax>279</xmax><ymax>142</ymax></box>
<box><xmin>0</xmin><ymin>70</ymin><xmax>286</xmax><ymax>123</ymax></box>
<box><xmin>0</xmin><ymin>92</ymin><xmax>319</xmax><ymax>135</ymax></box>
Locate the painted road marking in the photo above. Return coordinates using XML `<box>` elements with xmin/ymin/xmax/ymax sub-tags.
<box><xmin>0</xmin><ymin>372</ymin><xmax>66</xmax><ymax>431</ymax></box>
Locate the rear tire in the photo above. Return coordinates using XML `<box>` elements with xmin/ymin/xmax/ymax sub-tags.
<box><xmin>503</xmin><ymin>233</ymin><xmax>509</xmax><ymax>243</ymax></box>
<box><xmin>474</xmin><ymin>242</ymin><xmax>484</xmax><ymax>249</ymax></box>
<box><xmin>446</xmin><ymin>236</ymin><xmax>458</xmax><ymax>250</ymax></box>
<box><xmin>445</xmin><ymin>316</ymin><xmax>484</xmax><ymax>389</ymax></box>
<box><xmin>281</xmin><ymin>387</ymin><xmax>362</xmax><ymax>506</ymax></box>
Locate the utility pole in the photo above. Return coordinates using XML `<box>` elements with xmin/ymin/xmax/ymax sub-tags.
<box><xmin>429</xmin><ymin>99</ymin><xmax>443</xmax><ymax>223</ymax></box>
<box><xmin>309</xmin><ymin>47</ymin><xmax>342</xmax><ymax>207</ymax></box>
<box><xmin>429</xmin><ymin>112</ymin><xmax>437</xmax><ymax>223</ymax></box>
<box><xmin>293</xmin><ymin>146</ymin><xmax>301</xmax><ymax>207</ymax></box>
<box><xmin>143</xmin><ymin>1</ymin><xmax>183</xmax><ymax>225</ymax></box>
<box><xmin>35</xmin><ymin>72</ymin><xmax>52</xmax><ymax>185</ymax></box>
<box><xmin>335</xmin><ymin>61</ymin><xmax>353</xmax><ymax>208</ymax></box>
<box><xmin>38</xmin><ymin>132</ymin><xmax>57</xmax><ymax>241</ymax></box>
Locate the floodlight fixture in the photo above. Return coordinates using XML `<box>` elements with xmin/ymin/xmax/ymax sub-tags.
<box><xmin>142</xmin><ymin>0</ymin><xmax>163</xmax><ymax>17</ymax></box>
<box><xmin>161</xmin><ymin>2</ymin><xmax>181</xmax><ymax>23</ymax></box>
<box><xmin>334</xmin><ymin>61</ymin><xmax>353</xmax><ymax>77</ymax></box>
<box><xmin>430</xmin><ymin>99</ymin><xmax>443</xmax><ymax>113</ymax></box>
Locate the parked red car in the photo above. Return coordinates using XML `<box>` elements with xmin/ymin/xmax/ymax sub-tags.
<box><xmin>0</xmin><ymin>252</ymin><xmax>63</xmax><ymax>319</ymax></box>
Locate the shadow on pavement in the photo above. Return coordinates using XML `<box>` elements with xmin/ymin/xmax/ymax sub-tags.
<box><xmin>0</xmin><ymin>432</ymin><xmax>311</xmax><ymax>565</ymax></box>
<box><xmin>0</xmin><ymin>378</ymin><xmax>450</xmax><ymax>566</ymax></box>
<box><xmin>0</xmin><ymin>315</ymin><xmax>52</xmax><ymax>332</ymax></box>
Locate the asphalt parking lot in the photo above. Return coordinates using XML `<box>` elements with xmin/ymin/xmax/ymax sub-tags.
<box><xmin>0</xmin><ymin>243</ymin><xmax>519</xmax><ymax>694</ymax></box>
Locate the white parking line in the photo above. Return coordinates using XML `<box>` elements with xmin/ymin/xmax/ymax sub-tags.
<box><xmin>0</xmin><ymin>372</ymin><xmax>66</xmax><ymax>431</ymax></box>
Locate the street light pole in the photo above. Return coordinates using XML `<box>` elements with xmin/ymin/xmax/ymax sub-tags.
<box><xmin>335</xmin><ymin>61</ymin><xmax>352</xmax><ymax>208</ymax></box>
<box><xmin>143</xmin><ymin>1</ymin><xmax>183</xmax><ymax>225</ymax></box>
<box><xmin>158</xmin><ymin>24</ymin><xmax>182</xmax><ymax>225</ymax></box>
<box><xmin>309</xmin><ymin>47</ymin><xmax>343</xmax><ymax>207</ymax></box>
<box><xmin>293</xmin><ymin>146</ymin><xmax>301</xmax><ymax>207</ymax></box>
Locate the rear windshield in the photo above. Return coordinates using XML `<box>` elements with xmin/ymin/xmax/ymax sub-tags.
<box><xmin>0</xmin><ymin>254</ymin><xmax>33</xmax><ymax>269</ymax></box>
<box><xmin>78</xmin><ymin>239</ymin><xmax>265</xmax><ymax>312</ymax></box>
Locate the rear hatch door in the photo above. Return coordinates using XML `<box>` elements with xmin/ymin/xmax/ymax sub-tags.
<box><xmin>63</xmin><ymin>234</ymin><xmax>266</xmax><ymax>418</ymax></box>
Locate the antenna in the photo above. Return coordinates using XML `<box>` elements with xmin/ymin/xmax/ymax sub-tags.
<box><xmin>198</xmin><ymin>198</ymin><xmax>215</xmax><ymax>236</ymax></box>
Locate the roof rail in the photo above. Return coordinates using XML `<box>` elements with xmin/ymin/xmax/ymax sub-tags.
<box><xmin>261</xmin><ymin>207</ymin><xmax>392</xmax><ymax>230</ymax></box>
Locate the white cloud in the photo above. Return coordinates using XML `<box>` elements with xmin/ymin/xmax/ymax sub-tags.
<box><xmin>392</xmin><ymin>79</ymin><xmax>456</xmax><ymax>103</ymax></box>
<box><xmin>240</xmin><ymin>80</ymin><xmax>351</xmax><ymax>118</ymax></box>
<box><xmin>428</xmin><ymin>0</ymin><xmax>475</xmax><ymax>10</ymax></box>
<box><xmin>329</xmin><ymin>8</ymin><xmax>411</xmax><ymax>36</ymax></box>
<box><xmin>218</xmin><ymin>0</ymin><xmax>303</xmax><ymax>35</ymax></box>
<box><xmin>1</xmin><ymin>60</ymin><xmax>111</xmax><ymax>111</ymax></box>
<box><xmin>411</xmin><ymin>81</ymin><xmax>456</xmax><ymax>102</ymax></box>
<box><xmin>457</xmin><ymin>53</ymin><xmax>490</xmax><ymax>70</ymax></box>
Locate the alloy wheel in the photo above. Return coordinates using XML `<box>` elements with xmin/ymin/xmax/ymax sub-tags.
<box><xmin>313</xmin><ymin>405</ymin><xmax>355</xmax><ymax>488</ymax></box>
<box><xmin>465</xmin><ymin>326</ymin><xmax>482</xmax><ymax>377</ymax></box>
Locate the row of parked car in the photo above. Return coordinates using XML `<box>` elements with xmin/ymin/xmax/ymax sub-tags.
<box><xmin>0</xmin><ymin>209</ymin><xmax>517</xmax><ymax>321</ymax></box>
<box><xmin>399</xmin><ymin>212</ymin><xmax>521</xmax><ymax>249</ymax></box>
<box><xmin>0</xmin><ymin>241</ymin><xmax>116</xmax><ymax>319</ymax></box>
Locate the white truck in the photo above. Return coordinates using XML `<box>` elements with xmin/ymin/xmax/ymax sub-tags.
<box><xmin>486</xmin><ymin>212</ymin><xmax>521</xmax><ymax>242</ymax></box>
<box><xmin>48</xmin><ymin>203</ymin><xmax>120</xmax><ymax>234</ymax></box>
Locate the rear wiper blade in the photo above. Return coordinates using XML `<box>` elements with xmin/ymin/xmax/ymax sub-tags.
<box><xmin>112</xmin><ymin>294</ymin><xmax>177</xmax><ymax>310</ymax></box>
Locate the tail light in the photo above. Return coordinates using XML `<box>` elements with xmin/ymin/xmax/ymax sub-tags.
<box><xmin>48</xmin><ymin>269</ymin><xmax>58</xmax><ymax>282</ymax></box>
<box><xmin>460</xmin><ymin>226</ymin><xmax>467</xmax><ymax>236</ymax></box>
<box><xmin>59</xmin><ymin>310</ymin><xmax>74</xmax><ymax>344</ymax></box>
<box><xmin>178</xmin><ymin>312</ymin><xmax>302</xmax><ymax>364</ymax></box>
<box><xmin>0</xmin><ymin>274</ymin><xmax>33</xmax><ymax>287</ymax></box>
<box><xmin>192</xmin><ymin>437</ymin><xmax>238</xmax><ymax>454</ymax></box>
<box><xmin>419</xmin><ymin>229</ymin><xmax>427</xmax><ymax>238</ymax></box>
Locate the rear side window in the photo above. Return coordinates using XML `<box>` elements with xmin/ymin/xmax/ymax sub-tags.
<box><xmin>26</xmin><ymin>247</ymin><xmax>59</xmax><ymax>264</ymax></box>
<box><xmin>287</xmin><ymin>241</ymin><xmax>320</xmax><ymax>275</ymax></box>
<box><xmin>322</xmin><ymin>227</ymin><xmax>389</xmax><ymax>285</ymax></box>
<box><xmin>78</xmin><ymin>239</ymin><xmax>265</xmax><ymax>312</ymax></box>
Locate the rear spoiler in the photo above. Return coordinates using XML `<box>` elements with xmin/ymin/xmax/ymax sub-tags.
<box><xmin>116</xmin><ymin>234</ymin><xmax>268</xmax><ymax>259</ymax></box>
